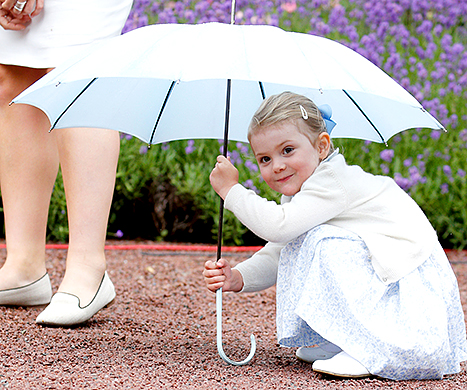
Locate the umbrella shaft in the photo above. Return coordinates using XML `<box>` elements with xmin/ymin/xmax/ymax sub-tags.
<box><xmin>216</xmin><ymin>198</ymin><xmax>225</xmax><ymax>261</ymax></box>
<box><xmin>216</xmin><ymin>78</ymin><xmax>232</xmax><ymax>262</ymax></box>
<box><xmin>222</xmin><ymin>79</ymin><xmax>232</xmax><ymax>158</ymax></box>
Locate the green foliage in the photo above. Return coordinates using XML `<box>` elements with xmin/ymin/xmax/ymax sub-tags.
<box><xmin>105</xmin><ymin>137</ymin><xmax>278</xmax><ymax>245</ymax></box>
<box><xmin>47</xmin><ymin>170</ymin><xmax>69</xmax><ymax>241</ymax></box>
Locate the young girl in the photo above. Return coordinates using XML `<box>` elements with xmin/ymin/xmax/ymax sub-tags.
<box><xmin>204</xmin><ymin>91</ymin><xmax>467</xmax><ymax>380</ymax></box>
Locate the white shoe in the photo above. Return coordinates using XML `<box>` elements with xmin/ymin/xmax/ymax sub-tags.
<box><xmin>0</xmin><ymin>273</ymin><xmax>52</xmax><ymax>306</ymax></box>
<box><xmin>36</xmin><ymin>272</ymin><xmax>115</xmax><ymax>326</ymax></box>
<box><xmin>296</xmin><ymin>342</ymin><xmax>342</xmax><ymax>363</ymax></box>
<box><xmin>312</xmin><ymin>351</ymin><xmax>371</xmax><ymax>378</ymax></box>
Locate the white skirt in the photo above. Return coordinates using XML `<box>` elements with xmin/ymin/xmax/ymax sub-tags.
<box><xmin>276</xmin><ymin>225</ymin><xmax>467</xmax><ymax>380</ymax></box>
<box><xmin>0</xmin><ymin>0</ymin><xmax>133</xmax><ymax>68</ymax></box>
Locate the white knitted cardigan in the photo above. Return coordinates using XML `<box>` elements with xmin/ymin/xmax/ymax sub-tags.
<box><xmin>228</xmin><ymin>152</ymin><xmax>438</xmax><ymax>290</ymax></box>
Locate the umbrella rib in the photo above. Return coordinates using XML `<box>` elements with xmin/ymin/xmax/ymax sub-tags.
<box><xmin>149</xmin><ymin>80</ymin><xmax>176</xmax><ymax>145</ymax></box>
<box><xmin>342</xmin><ymin>89</ymin><xmax>387</xmax><ymax>145</ymax></box>
<box><xmin>259</xmin><ymin>81</ymin><xmax>266</xmax><ymax>99</ymax></box>
<box><xmin>52</xmin><ymin>78</ymin><xmax>98</xmax><ymax>130</ymax></box>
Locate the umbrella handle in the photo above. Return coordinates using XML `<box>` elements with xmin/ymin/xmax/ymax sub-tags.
<box><xmin>214</xmin><ymin>74</ymin><xmax>255</xmax><ymax>366</ymax></box>
<box><xmin>216</xmin><ymin>288</ymin><xmax>256</xmax><ymax>366</ymax></box>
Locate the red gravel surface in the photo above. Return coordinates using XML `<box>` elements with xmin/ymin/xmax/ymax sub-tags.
<box><xmin>1</xmin><ymin>242</ymin><xmax>466</xmax><ymax>389</ymax></box>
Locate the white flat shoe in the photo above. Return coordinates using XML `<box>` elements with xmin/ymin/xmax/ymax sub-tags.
<box><xmin>296</xmin><ymin>342</ymin><xmax>342</xmax><ymax>363</ymax></box>
<box><xmin>0</xmin><ymin>273</ymin><xmax>52</xmax><ymax>306</ymax></box>
<box><xmin>36</xmin><ymin>272</ymin><xmax>115</xmax><ymax>326</ymax></box>
<box><xmin>312</xmin><ymin>351</ymin><xmax>371</xmax><ymax>378</ymax></box>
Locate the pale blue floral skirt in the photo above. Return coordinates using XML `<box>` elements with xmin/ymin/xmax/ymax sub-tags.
<box><xmin>276</xmin><ymin>225</ymin><xmax>467</xmax><ymax>380</ymax></box>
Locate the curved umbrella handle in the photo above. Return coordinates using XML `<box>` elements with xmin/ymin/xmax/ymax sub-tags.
<box><xmin>216</xmin><ymin>288</ymin><xmax>256</xmax><ymax>366</ymax></box>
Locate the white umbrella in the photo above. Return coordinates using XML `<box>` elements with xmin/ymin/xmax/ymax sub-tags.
<box><xmin>12</xmin><ymin>13</ymin><xmax>443</xmax><ymax>367</ymax></box>
<box><xmin>13</xmin><ymin>23</ymin><xmax>442</xmax><ymax>145</ymax></box>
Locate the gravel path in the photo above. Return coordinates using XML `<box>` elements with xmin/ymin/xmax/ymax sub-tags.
<box><xmin>0</xmin><ymin>243</ymin><xmax>466</xmax><ymax>389</ymax></box>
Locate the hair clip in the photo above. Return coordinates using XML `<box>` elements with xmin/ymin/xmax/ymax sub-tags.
<box><xmin>299</xmin><ymin>105</ymin><xmax>308</xmax><ymax>120</ymax></box>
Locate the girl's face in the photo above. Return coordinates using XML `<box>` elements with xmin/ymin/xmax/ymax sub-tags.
<box><xmin>250</xmin><ymin>121</ymin><xmax>330</xmax><ymax>196</ymax></box>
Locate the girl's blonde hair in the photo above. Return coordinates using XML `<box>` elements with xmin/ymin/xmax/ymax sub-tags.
<box><xmin>248</xmin><ymin>91</ymin><xmax>335</xmax><ymax>154</ymax></box>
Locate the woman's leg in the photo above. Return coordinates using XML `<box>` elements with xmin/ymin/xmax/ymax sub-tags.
<box><xmin>54</xmin><ymin>127</ymin><xmax>119</xmax><ymax>306</ymax></box>
<box><xmin>0</xmin><ymin>64</ymin><xmax>58</xmax><ymax>290</ymax></box>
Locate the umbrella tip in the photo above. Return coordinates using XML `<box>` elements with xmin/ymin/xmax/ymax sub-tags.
<box><xmin>230</xmin><ymin>0</ymin><xmax>236</xmax><ymax>24</ymax></box>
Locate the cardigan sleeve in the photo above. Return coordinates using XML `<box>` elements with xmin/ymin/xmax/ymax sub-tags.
<box><xmin>234</xmin><ymin>241</ymin><xmax>284</xmax><ymax>292</ymax></box>
<box><xmin>224</xmin><ymin>165</ymin><xmax>348</xmax><ymax>243</ymax></box>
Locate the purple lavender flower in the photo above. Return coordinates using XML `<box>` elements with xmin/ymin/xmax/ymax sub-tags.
<box><xmin>120</xmin><ymin>133</ymin><xmax>133</xmax><ymax>140</ymax></box>
<box><xmin>236</xmin><ymin>142</ymin><xmax>250</xmax><ymax>155</ymax></box>
<box><xmin>443</xmin><ymin>165</ymin><xmax>452</xmax><ymax>176</ymax></box>
<box><xmin>380</xmin><ymin>149</ymin><xmax>394</xmax><ymax>163</ymax></box>
<box><xmin>245</xmin><ymin>160</ymin><xmax>258</xmax><ymax>172</ymax></box>
<box><xmin>394</xmin><ymin>173</ymin><xmax>411</xmax><ymax>191</ymax></box>
<box><xmin>243</xmin><ymin>179</ymin><xmax>259</xmax><ymax>194</ymax></box>
<box><xmin>229</xmin><ymin>150</ymin><xmax>241</xmax><ymax>165</ymax></box>
<box><xmin>408</xmin><ymin>166</ymin><xmax>424</xmax><ymax>185</ymax></box>
<box><xmin>115</xmin><ymin>230</ymin><xmax>124</xmax><ymax>238</ymax></box>
<box><xmin>430</xmin><ymin>130</ymin><xmax>442</xmax><ymax>140</ymax></box>
<box><xmin>185</xmin><ymin>140</ymin><xmax>196</xmax><ymax>154</ymax></box>
<box><xmin>380</xmin><ymin>164</ymin><xmax>389</xmax><ymax>175</ymax></box>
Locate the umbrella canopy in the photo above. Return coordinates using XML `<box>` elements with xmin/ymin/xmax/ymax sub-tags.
<box><xmin>13</xmin><ymin>22</ymin><xmax>443</xmax><ymax>145</ymax></box>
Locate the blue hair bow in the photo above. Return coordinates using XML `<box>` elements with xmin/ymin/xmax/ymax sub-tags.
<box><xmin>318</xmin><ymin>104</ymin><xmax>337</xmax><ymax>134</ymax></box>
